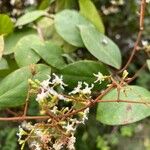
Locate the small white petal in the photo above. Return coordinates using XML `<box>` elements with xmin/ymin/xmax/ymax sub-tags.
<box><xmin>48</xmin><ymin>88</ymin><xmax>66</xmax><ymax>100</ymax></box>
<box><xmin>36</xmin><ymin>89</ymin><xmax>48</xmax><ymax>102</ymax></box>
<box><xmin>81</xmin><ymin>108</ymin><xmax>89</xmax><ymax>124</ymax></box>
<box><xmin>69</xmin><ymin>82</ymin><xmax>82</xmax><ymax>95</ymax></box>
<box><xmin>93</xmin><ymin>72</ymin><xmax>105</xmax><ymax>84</ymax></box>
<box><xmin>40</xmin><ymin>79</ymin><xmax>50</xmax><ymax>89</ymax></box>
<box><xmin>67</xmin><ymin>135</ymin><xmax>76</xmax><ymax>150</ymax></box>
<box><xmin>142</xmin><ymin>40</ymin><xmax>148</xmax><ymax>46</ymax></box>
<box><xmin>63</xmin><ymin>123</ymin><xmax>76</xmax><ymax>133</ymax></box>
<box><xmin>81</xmin><ymin>82</ymin><xmax>94</xmax><ymax>95</ymax></box>
<box><xmin>51</xmin><ymin>73</ymin><xmax>67</xmax><ymax>89</ymax></box>
<box><xmin>51</xmin><ymin>106</ymin><xmax>58</xmax><ymax>114</ymax></box>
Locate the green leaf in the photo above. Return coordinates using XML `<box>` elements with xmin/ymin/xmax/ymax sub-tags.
<box><xmin>0</xmin><ymin>35</ymin><xmax>4</xmax><ymax>60</ymax></box>
<box><xmin>79</xmin><ymin>25</ymin><xmax>122</xmax><ymax>69</ymax></box>
<box><xmin>54</xmin><ymin>10</ymin><xmax>92</xmax><ymax>47</ymax></box>
<box><xmin>4</xmin><ymin>28</ymin><xmax>36</xmax><ymax>55</ymax></box>
<box><xmin>97</xmin><ymin>85</ymin><xmax>150</xmax><ymax>125</ymax></box>
<box><xmin>79</xmin><ymin>0</ymin><xmax>105</xmax><ymax>33</ymax></box>
<box><xmin>32</xmin><ymin>41</ymin><xmax>66</xmax><ymax>69</ymax></box>
<box><xmin>38</xmin><ymin>0</ymin><xmax>52</xmax><ymax>10</ymax></box>
<box><xmin>59</xmin><ymin>60</ymin><xmax>109</xmax><ymax>89</ymax></box>
<box><xmin>55</xmin><ymin>0</ymin><xmax>77</xmax><ymax>12</ymax></box>
<box><xmin>0</xmin><ymin>64</ymin><xmax>51</xmax><ymax>109</ymax></box>
<box><xmin>37</xmin><ymin>17</ymin><xmax>54</xmax><ymax>40</ymax></box>
<box><xmin>0</xmin><ymin>58</ymin><xmax>18</xmax><ymax>81</ymax></box>
<box><xmin>51</xmin><ymin>32</ymin><xmax>77</xmax><ymax>53</ymax></box>
<box><xmin>0</xmin><ymin>14</ymin><xmax>14</xmax><ymax>35</ymax></box>
<box><xmin>0</xmin><ymin>58</ymin><xmax>9</xmax><ymax>70</ymax></box>
<box><xmin>16</xmin><ymin>10</ymin><xmax>46</xmax><ymax>26</ymax></box>
<box><xmin>14</xmin><ymin>34</ymin><xmax>41</xmax><ymax>67</ymax></box>
<box><xmin>147</xmin><ymin>59</ymin><xmax>150</xmax><ymax>71</ymax></box>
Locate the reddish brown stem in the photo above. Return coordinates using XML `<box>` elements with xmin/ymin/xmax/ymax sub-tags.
<box><xmin>127</xmin><ymin>62</ymin><xmax>147</xmax><ymax>83</ymax></box>
<box><xmin>118</xmin><ymin>0</ymin><xmax>146</xmax><ymax>73</ymax></box>
<box><xmin>0</xmin><ymin>116</ymin><xmax>50</xmax><ymax>121</ymax></box>
<box><xmin>23</xmin><ymin>87</ymin><xmax>30</xmax><ymax>117</ymax></box>
<box><xmin>5</xmin><ymin>109</ymin><xmax>18</xmax><ymax>116</ymax></box>
<box><xmin>58</xmin><ymin>85</ymin><xmax>114</xmax><ymax>119</ymax></box>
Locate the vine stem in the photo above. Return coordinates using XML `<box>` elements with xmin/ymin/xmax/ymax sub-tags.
<box><xmin>0</xmin><ymin>84</ymin><xmax>114</xmax><ymax>121</ymax></box>
<box><xmin>1</xmin><ymin>98</ymin><xmax>150</xmax><ymax>122</ymax></box>
<box><xmin>127</xmin><ymin>62</ymin><xmax>147</xmax><ymax>83</ymax></box>
<box><xmin>58</xmin><ymin>84</ymin><xmax>115</xmax><ymax>119</ymax></box>
<box><xmin>118</xmin><ymin>0</ymin><xmax>146</xmax><ymax>73</ymax></box>
<box><xmin>23</xmin><ymin>85</ymin><xmax>31</xmax><ymax>117</ymax></box>
<box><xmin>0</xmin><ymin>116</ymin><xmax>50</xmax><ymax>121</ymax></box>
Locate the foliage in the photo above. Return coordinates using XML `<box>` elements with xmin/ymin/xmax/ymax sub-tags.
<box><xmin>0</xmin><ymin>0</ymin><xmax>150</xmax><ymax>150</ymax></box>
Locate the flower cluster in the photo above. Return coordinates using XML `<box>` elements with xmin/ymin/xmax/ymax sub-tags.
<box><xmin>17</xmin><ymin>72</ymin><xmax>108</xmax><ymax>150</ymax></box>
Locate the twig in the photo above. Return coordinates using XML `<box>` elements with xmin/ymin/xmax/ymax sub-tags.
<box><xmin>6</xmin><ymin>109</ymin><xmax>18</xmax><ymax>116</ymax></box>
<box><xmin>118</xmin><ymin>0</ymin><xmax>146</xmax><ymax>73</ymax></box>
<box><xmin>0</xmin><ymin>116</ymin><xmax>50</xmax><ymax>121</ymax></box>
<box><xmin>23</xmin><ymin>85</ymin><xmax>31</xmax><ymax>117</ymax></box>
<box><xmin>58</xmin><ymin>85</ymin><xmax>114</xmax><ymax>119</ymax></box>
<box><xmin>127</xmin><ymin>62</ymin><xmax>147</xmax><ymax>83</ymax></box>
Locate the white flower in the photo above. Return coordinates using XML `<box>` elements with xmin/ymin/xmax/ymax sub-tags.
<box><xmin>30</xmin><ymin>141</ymin><xmax>41</xmax><ymax>150</ymax></box>
<box><xmin>40</xmin><ymin>79</ymin><xmax>50</xmax><ymax>89</ymax></box>
<box><xmin>81</xmin><ymin>108</ymin><xmax>89</xmax><ymax>124</ymax></box>
<box><xmin>93</xmin><ymin>72</ymin><xmax>105</xmax><ymax>84</ymax></box>
<box><xmin>122</xmin><ymin>70</ymin><xmax>129</xmax><ymax>79</ymax></box>
<box><xmin>111</xmin><ymin>0</ymin><xmax>124</xmax><ymax>5</ymax></box>
<box><xmin>48</xmin><ymin>88</ymin><xmax>66</xmax><ymax>100</ymax></box>
<box><xmin>36</xmin><ymin>89</ymin><xmax>48</xmax><ymax>102</ymax></box>
<box><xmin>34</xmin><ymin>129</ymin><xmax>43</xmax><ymax>137</ymax></box>
<box><xmin>51</xmin><ymin>73</ymin><xmax>67</xmax><ymax>89</ymax></box>
<box><xmin>10</xmin><ymin>0</ymin><xmax>16</xmax><ymax>5</ymax></box>
<box><xmin>63</xmin><ymin>123</ymin><xmax>76</xmax><ymax>133</ymax></box>
<box><xmin>70</xmin><ymin>118</ymin><xmax>81</xmax><ymax>125</ymax></box>
<box><xmin>142</xmin><ymin>40</ymin><xmax>148</xmax><ymax>47</ymax></box>
<box><xmin>81</xmin><ymin>82</ymin><xmax>94</xmax><ymax>95</ymax></box>
<box><xmin>21</xmin><ymin>121</ymin><xmax>33</xmax><ymax>131</ymax></box>
<box><xmin>53</xmin><ymin>142</ymin><xmax>63</xmax><ymax>150</ymax></box>
<box><xmin>69</xmin><ymin>82</ymin><xmax>82</xmax><ymax>95</ymax></box>
<box><xmin>67</xmin><ymin>135</ymin><xmax>76</xmax><ymax>150</ymax></box>
<box><xmin>25</xmin><ymin>0</ymin><xmax>36</xmax><ymax>5</ymax></box>
<box><xmin>35</xmin><ymin>143</ymin><xmax>41</xmax><ymax>150</ymax></box>
<box><xmin>51</xmin><ymin>106</ymin><xmax>58</xmax><ymax>114</ymax></box>
<box><xmin>16</xmin><ymin>126</ymin><xmax>27</xmax><ymax>141</ymax></box>
<box><xmin>101</xmin><ymin>5</ymin><xmax>119</xmax><ymax>15</ymax></box>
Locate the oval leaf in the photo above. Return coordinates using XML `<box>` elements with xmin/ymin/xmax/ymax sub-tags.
<box><xmin>14</xmin><ymin>34</ymin><xmax>41</xmax><ymax>67</ymax></box>
<box><xmin>0</xmin><ymin>64</ymin><xmax>51</xmax><ymax>109</ymax></box>
<box><xmin>54</xmin><ymin>9</ymin><xmax>92</xmax><ymax>47</ymax></box>
<box><xmin>32</xmin><ymin>41</ymin><xmax>66</xmax><ymax>69</ymax></box>
<box><xmin>79</xmin><ymin>0</ymin><xmax>105</xmax><ymax>33</ymax></box>
<box><xmin>4</xmin><ymin>28</ymin><xmax>36</xmax><ymax>55</ymax></box>
<box><xmin>79</xmin><ymin>25</ymin><xmax>122</xmax><ymax>69</ymax></box>
<box><xmin>97</xmin><ymin>85</ymin><xmax>150</xmax><ymax>125</ymax></box>
<box><xmin>59</xmin><ymin>60</ymin><xmax>109</xmax><ymax>89</ymax></box>
<box><xmin>0</xmin><ymin>14</ymin><xmax>14</xmax><ymax>35</ymax></box>
<box><xmin>16</xmin><ymin>10</ymin><xmax>46</xmax><ymax>26</ymax></box>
